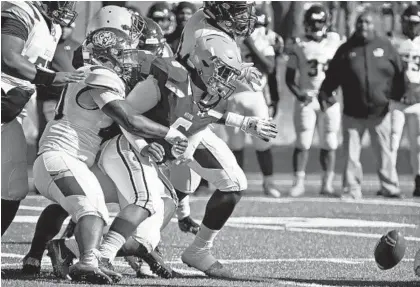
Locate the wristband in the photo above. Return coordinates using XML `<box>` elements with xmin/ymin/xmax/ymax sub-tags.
<box><xmin>225</xmin><ymin>112</ymin><xmax>245</xmax><ymax>128</ymax></box>
<box><xmin>31</xmin><ymin>67</ymin><xmax>56</xmax><ymax>86</ymax></box>
<box><xmin>164</xmin><ymin>127</ymin><xmax>181</xmax><ymax>143</ymax></box>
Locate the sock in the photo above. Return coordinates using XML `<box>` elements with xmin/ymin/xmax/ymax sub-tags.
<box><xmin>293</xmin><ymin>148</ymin><xmax>309</xmax><ymax>174</ymax></box>
<box><xmin>295</xmin><ymin>171</ymin><xmax>305</xmax><ymax>183</ymax></box>
<box><xmin>232</xmin><ymin>149</ymin><xmax>244</xmax><ymax>167</ymax></box>
<box><xmin>1</xmin><ymin>199</ymin><xmax>21</xmax><ymax>236</ymax></box>
<box><xmin>99</xmin><ymin>230</ymin><xmax>126</xmax><ymax>261</ymax></box>
<box><xmin>176</xmin><ymin>196</ymin><xmax>190</xmax><ymax>220</ymax></box>
<box><xmin>320</xmin><ymin>149</ymin><xmax>336</xmax><ymax>173</ymax></box>
<box><xmin>64</xmin><ymin>238</ymin><xmax>80</xmax><ymax>258</ymax></box>
<box><xmin>263</xmin><ymin>174</ymin><xmax>274</xmax><ymax>185</ymax></box>
<box><xmin>27</xmin><ymin>204</ymin><xmax>69</xmax><ymax>258</ymax></box>
<box><xmin>191</xmin><ymin>224</ymin><xmax>219</xmax><ymax>249</ymax></box>
<box><xmin>80</xmin><ymin>248</ymin><xmax>100</xmax><ymax>267</ymax></box>
<box><xmin>256</xmin><ymin>149</ymin><xmax>273</xmax><ymax>176</ymax></box>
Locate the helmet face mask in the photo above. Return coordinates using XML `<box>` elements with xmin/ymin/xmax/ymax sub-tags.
<box><xmin>304</xmin><ymin>5</ymin><xmax>328</xmax><ymax>41</ymax></box>
<box><xmin>204</xmin><ymin>1</ymin><xmax>257</xmax><ymax>37</ymax></box>
<box><xmin>39</xmin><ymin>1</ymin><xmax>78</xmax><ymax>27</ymax></box>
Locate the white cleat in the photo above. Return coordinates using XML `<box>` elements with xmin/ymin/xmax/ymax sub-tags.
<box><xmin>289</xmin><ymin>179</ymin><xmax>305</xmax><ymax>197</ymax></box>
<box><xmin>181</xmin><ymin>246</ymin><xmax>233</xmax><ymax>278</ymax></box>
<box><xmin>263</xmin><ymin>181</ymin><xmax>281</xmax><ymax>198</ymax></box>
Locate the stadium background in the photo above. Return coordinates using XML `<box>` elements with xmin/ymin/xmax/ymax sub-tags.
<box><xmin>25</xmin><ymin>1</ymin><xmax>414</xmax><ymax>175</ymax></box>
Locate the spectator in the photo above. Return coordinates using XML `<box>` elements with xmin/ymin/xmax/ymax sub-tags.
<box><xmin>166</xmin><ymin>1</ymin><xmax>196</xmax><ymax>53</ymax></box>
<box><xmin>36</xmin><ymin>23</ymin><xmax>79</xmax><ymax>144</ymax></box>
<box><xmin>318</xmin><ymin>9</ymin><xmax>408</xmax><ymax>199</ymax></box>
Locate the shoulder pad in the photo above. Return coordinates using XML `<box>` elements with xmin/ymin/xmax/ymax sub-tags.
<box><xmin>1</xmin><ymin>1</ymin><xmax>39</xmax><ymax>31</ymax></box>
<box><xmin>150</xmin><ymin>57</ymin><xmax>188</xmax><ymax>84</ymax></box>
<box><xmin>83</xmin><ymin>66</ymin><xmax>126</xmax><ymax>96</ymax></box>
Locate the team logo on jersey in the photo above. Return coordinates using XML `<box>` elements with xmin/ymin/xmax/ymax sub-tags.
<box><xmin>92</xmin><ymin>31</ymin><xmax>117</xmax><ymax>48</ymax></box>
<box><xmin>373</xmin><ymin>48</ymin><xmax>384</xmax><ymax>58</ymax></box>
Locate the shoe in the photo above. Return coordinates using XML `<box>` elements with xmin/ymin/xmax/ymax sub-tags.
<box><xmin>376</xmin><ymin>190</ymin><xmax>403</xmax><ymax>199</ymax></box>
<box><xmin>289</xmin><ymin>177</ymin><xmax>305</xmax><ymax>197</ymax></box>
<box><xmin>414</xmin><ymin>249</ymin><xmax>420</xmax><ymax>277</ymax></box>
<box><xmin>178</xmin><ymin>216</ymin><xmax>200</xmax><ymax>235</ymax></box>
<box><xmin>61</xmin><ymin>220</ymin><xmax>76</xmax><ymax>239</ymax></box>
<box><xmin>46</xmin><ymin>239</ymin><xmax>76</xmax><ymax>279</ymax></box>
<box><xmin>263</xmin><ymin>181</ymin><xmax>281</xmax><ymax>198</ymax></box>
<box><xmin>137</xmin><ymin>244</ymin><xmax>178</xmax><ymax>279</ymax></box>
<box><xmin>99</xmin><ymin>258</ymin><xmax>122</xmax><ymax>283</ymax></box>
<box><xmin>320</xmin><ymin>189</ymin><xmax>341</xmax><ymax>198</ymax></box>
<box><xmin>413</xmin><ymin>176</ymin><xmax>420</xmax><ymax>197</ymax></box>
<box><xmin>22</xmin><ymin>254</ymin><xmax>41</xmax><ymax>275</ymax></box>
<box><xmin>69</xmin><ymin>262</ymin><xmax>113</xmax><ymax>284</ymax></box>
<box><xmin>181</xmin><ymin>246</ymin><xmax>233</xmax><ymax>279</ymax></box>
<box><xmin>125</xmin><ymin>256</ymin><xmax>157</xmax><ymax>278</ymax></box>
<box><xmin>341</xmin><ymin>188</ymin><xmax>362</xmax><ymax>200</ymax></box>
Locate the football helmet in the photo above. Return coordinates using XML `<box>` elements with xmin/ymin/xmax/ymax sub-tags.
<box><xmin>401</xmin><ymin>5</ymin><xmax>420</xmax><ymax>39</ymax></box>
<box><xmin>255</xmin><ymin>6</ymin><xmax>270</xmax><ymax>28</ymax></box>
<box><xmin>34</xmin><ymin>1</ymin><xmax>77</xmax><ymax>27</ymax></box>
<box><xmin>304</xmin><ymin>4</ymin><xmax>329</xmax><ymax>41</ymax></box>
<box><xmin>190</xmin><ymin>35</ymin><xmax>242</xmax><ymax>109</ymax></box>
<box><xmin>147</xmin><ymin>2</ymin><xmax>174</xmax><ymax>35</ymax></box>
<box><xmin>137</xmin><ymin>18</ymin><xmax>166</xmax><ymax>56</ymax></box>
<box><xmin>203</xmin><ymin>1</ymin><xmax>257</xmax><ymax>37</ymax></box>
<box><xmin>83</xmin><ymin>6</ymin><xmax>146</xmax><ymax>89</ymax></box>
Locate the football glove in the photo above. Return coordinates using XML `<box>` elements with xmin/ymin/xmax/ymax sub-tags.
<box><xmin>238</xmin><ymin>63</ymin><xmax>262</xmax><ymax>87</ymax></box>
<box><xmin>241</xmin><ymin>117</ymin><xmax>278</xmax><ymax>142</ymax></box>
<box><xmin>318</xmin><ymin>90</ymin><xmax>337</xmax><ymax>112</ymax></box>
<box><xmin>164</xmin><ymin>127</ymin><xmax>189</xmax><ymax>158</ymax></box>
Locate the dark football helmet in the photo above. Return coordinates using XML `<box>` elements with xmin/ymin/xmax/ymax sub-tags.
<box><xmin>203</xmin><ymin>1</ymin><xmax>257</xmax><ymax>37</ymax></box>
<box><xmin>147</xmin><ymin>2</ymin><xmax>174</xmax><ymax>35</ymax></box>
<box><xmin>401</xmin><ymin>4</ymin><xmax>420</xmax><ymax>39</ymax></box>
<box><xmin>304</xmin><ymin>4</ymin><xmax>328</xmax><ymax>41</ymax></box>
<box><xmin>137</xmin><ymin>18</ymin><xmax>166</xmax><ymax>56</ymax></box>
<box><xmin>34</xmin><ymin>1</ymin><xmax>78</xmax><ymax>27</ymax></box>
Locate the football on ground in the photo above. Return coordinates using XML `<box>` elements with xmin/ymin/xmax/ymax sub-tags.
<box><xmin>374</xmin><ymin>230</ymin><xmax>407</xmax><ymax>270</ymax></box>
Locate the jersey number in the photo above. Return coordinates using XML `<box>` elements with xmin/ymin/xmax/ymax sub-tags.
<box><xmin>401</xmin><ymin>54</ymin><xmax>420</xmax><ymax>72</ymax></box>
<box><xmin>307</xmin><ymin>59</ymin><xmax>330</xmax><ymax>77</ymax></box>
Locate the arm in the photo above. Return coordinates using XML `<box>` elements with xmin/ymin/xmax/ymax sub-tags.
<box><xmin>389</xmin><ymin>42</ymin><xmax>409</xmax><ymax>102</ymax></box>
<box><xmin>318</xmin><ymin>46</ymin><xmax>343</xmax><ymax>110</ymax></box>
<box><xmin>285</xmin><ymin>53</ymin><xmax>311</xmax><ymax>104</ymax></box>
<box><xmin>243</xmin><ymin>37</ymin><xmax>275</xmax><ymax>74</ymax></box>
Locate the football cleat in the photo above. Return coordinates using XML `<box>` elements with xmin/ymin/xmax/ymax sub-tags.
<box><xmin>22</xmin><ymin>254</ymin><xmax>41</xmax><ymax>275</ymax></box>
<box><xmin>181</xmin><ymin>246</ymin><xmax>233</xmax><ymax>278</ymax></box>
<box><xmin>376</xmin><ymin>190</ymin><xmax>403</xmax><ymax>199</ymax></box>
<box><xmin>289</xmin><ymin>177</ymin><xmax>305</xmax><ymax>197</ymax></box>
<box><xmin>178</xmin><ymin>216</ymin><xmax>200</xmax><ymax>235</ymax></box>
<box><xmin>414</xmin><ymin>248</ymin><xmax>420</xmax><ymax>277</ymax></box>
<box><xmin>374</xmin><ymin>230</ymin><xmax>406</xmax><ymax>270</ymax></box>
<box><xmin>99</xmin><ymin>258</ymin><xmax>122</xmax><ymax>283</ymax></box>
<box><xmin>341</xmin><ymin>187</ymin><xmax>362</xmax><ymax>200</ymax></box>
<box><xmin>46</xmin><ymin>239</ymin><xmax>76</xmax><ymax>278</ymax></box>
<box><xmin>263</xmin><ymin>181</ymin><xmax>281</xmax><ymax>198</ymax></box>
<box><xmin>68</xmin><ymin>262</ymin><xmax>113</xmax><ymax>284</ymax></box>
<box><xmin>125</xmin><ymin>256</ymin><xmax>157</xmax><ymax>278</ymax></box>
<box><xmin>137</xmin><ymin>245</ymin><xmax>179</xmax><ymax>279</ymax></box>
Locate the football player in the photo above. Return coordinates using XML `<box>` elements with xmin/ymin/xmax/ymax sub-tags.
<box><xmin>286</xmin><ymin>4</ymin><xmax>342</xmax><ymax>197</ymax></box>
<box><xmin>227</xmin><ymin>5</ymin><xmax>283</xmax><ymax>197</ymax></box>
<box><xmin>147</xmin><ymin>2</ymin><xmax>174</xmax><ymax>36</ymax></box>
<box><xmin>31</xmin><ymin>6</ymin><xmax>188</xmax><ymax>284</ymax></box>
<box><xmin>389</xmin><ymin>4</ymin><xmax>420</xmax><ymax>197</ymax></box>
<box><xmin>1</xmin><ymin>1</ymin><xmax>83</xmax><ymax>237</ymax></box>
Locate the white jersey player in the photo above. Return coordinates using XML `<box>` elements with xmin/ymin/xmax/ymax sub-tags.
<box><xmin>1</xmin><ymin>1</ymin><xmax>83</xmax><ymax>238</ymax></box>
<box><xmin>33</xmin><ymin>6</ymin><xmax>188</xmax><ymax>284</ymax></box>
<box><xmin>390</xmin><ymin>4</ymin><xmax>420</xmax><ymax>197</ymax></box>
<box><xmin>286</xmin><ymin>4</ymin><xmax>342</xmax><ymax>197</ymax></box>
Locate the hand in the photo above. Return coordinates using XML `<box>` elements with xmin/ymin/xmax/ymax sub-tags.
<box><xmin>164</xmin><ymin>127</ymin><xmax>189</xmax><ymax>157</ymax></box>
<box><xmin>52</xmin><ymin>71</ymin><xmax>85</xmax><ymax>86</ymax></box>
<box><xmin>141</xmin><ymin>142</ymin><xmax>165</xmax><ymax>162</ymax></box>
<box><xmin>401</xmin><ymin>86</ymin><xmax>420</xmax><ymax>105</ymax></box>
<box><xmin>237</xmin><ymin>63</ymin><xmax>262</xmax><ymax>87</ymax></box>
<box><xmin>268</xmin><ymin>101</ymin><xmax>279</xmax><ymax>119</ymax></box>
<box><xmin>241</xmin><ymin>117</ymin><xmax>278</xmax><ymax>142</ymax></box>
<box><xmin>296</xmin><ymin>92</ymin><xmax>312</xmax><ymax>105</ymax></box>
<box><xmin>318</xmin><ymin>91</ymin><xmax>337</xmax><ymax>112</ymax></box>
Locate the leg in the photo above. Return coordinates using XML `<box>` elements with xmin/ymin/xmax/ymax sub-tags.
<box><xmin>182</xmin><ymin>129</ymin><xmax>247</xmax><ymax>278</ymax></box>
<box><xmin>1</xmin><ymin>119</ymin><xmax>29</xmax><ymax>236</ymax></box>
<box><xmin>318</xmin><ymin>102</ymin><xmax>341</xmax><ymax>196</ymax></box>
<box><xmin>342</xmin><ymin>115</ymin><xmax>365</xmax><ymax>198</ymax></box>
<box><xmin>368</xmin><ymin>114</ymin><xmax>400</xmax><ymax>197</ymax></box>
<box><xmin>405</xmin><ymin>104</ymin><xmax>420</xmax><ymax>196</ymax></box>
<box><xmin>390</xmin><ymin>100</ymin><xmax>406</xmax><ymax>166</ymax></box>
<box><xmin>290</xmin><ymin>99</ymin><xmax>317</xmax><ymax>197</ymax></box>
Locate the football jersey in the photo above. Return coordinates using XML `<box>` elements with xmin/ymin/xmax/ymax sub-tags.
<box><xmin>394</xmin><ymin>35</ymin><xmax>420</xmax><ymax>86</ymax></box>
<box><xmin>1</xmin><ymin>1</ymin><xmax>62</xmax><ymax>93</ymax></box>
<box><xmin>39</xmin><ymin>66</ymin><xmax>126</xmax><ymax>167</ymax></box>
<box><xmin>240</xmin><ymin>26</ymin><xmax>276</xmax><ymax>62</ymax></box>
<box><xmin>176</xmin><ymin>9</ymin><xmax>241</xmax><ymax>70</ymax></box>
<box><xmin>290</xmin><ymin>32</ymin><xmax>342</xmax><ymax>95</ymax></box>
<box><xmin>126</xmin><ymin>55</ymin><xmax>228</xmax><ymax>161</ymax></box>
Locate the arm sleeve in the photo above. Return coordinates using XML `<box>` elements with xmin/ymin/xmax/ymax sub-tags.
<box><xmin>1</xmin><ymin>16</ymin><xmax>28</xmax><ymax>41</ymax></box>
<box><xmin>389</xmin><ymin>41</ymin><xmax>409</xmax><ymax>101</ymax></box>
<box><xmin>88</xmin><ymin>89</ymin><xmax>124</xmax><ymax>109</ymax></box>
<box><xmin>286</xmin><ymin>53</ymin><xmax>299</xmax><ymax>70</ymax></box>
<box><xmin>319</xmin><ymin>45</ymin><xmax>344</xmax><ymax>96</ymax></box>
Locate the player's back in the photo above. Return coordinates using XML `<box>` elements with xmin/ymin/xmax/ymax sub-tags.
<box><xmin>39</xmin><ymin>66</ymin><xmax>126</xmax><ymax>167</ymax></box>
<box><xmin>1</xmin><ymin>1</ymin><xmax>61</xmax><ymax>91</ymax></box>
<box><xmin>293</xmin><ymin>32</ymin><xmax>342</xmax><ymax>94</ymax></box>
<box><xmin>176</xmin><ymin>9</ymin><xmax>239</xmax><ymax>68</ymax></box>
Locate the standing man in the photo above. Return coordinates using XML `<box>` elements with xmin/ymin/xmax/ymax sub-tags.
<box><xmin>286</xmin><ymin>4</ymin><xmax>342</xmax><ymax>197</ymax></box>
<box><xmin>389</xmin><ymin>4</ymin><xmax>420</xmax><ymax>197</ymax></box>
<box><xmin>319</xmin><ymin>9</ymin><xmax>407</xmax><ymax>199</ymax></box>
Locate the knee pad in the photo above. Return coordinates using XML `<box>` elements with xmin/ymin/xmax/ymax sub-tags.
<box><xmin>322</xmin><ymin>132</ymin><xmax>339</xmax><ymax>150</ymax></box>
<box><xmin>1</xmin><ymin>161</ymin><xmax>29</xmax><ymax>201</ymax></box>
<box><xmin>219</xmin><ymin>166</ymin><xmax>248</xmax><ymax>192</ymax></box>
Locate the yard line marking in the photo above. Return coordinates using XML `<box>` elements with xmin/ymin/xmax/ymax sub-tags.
<box><xmin>19</xmin><ymin>206</ymin><xmax>45</xmax><ymax>211</ymax></box>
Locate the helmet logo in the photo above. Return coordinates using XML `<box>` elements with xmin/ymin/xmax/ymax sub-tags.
<box><xmin>92</xmin><ymin>31</ymin><xmax>117</xmax><ymax>48</ymax></box>
<box><xmin>221</xmin><ymin>3</ymin><xmax>231</xmax><ymax>10</ymax></box>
